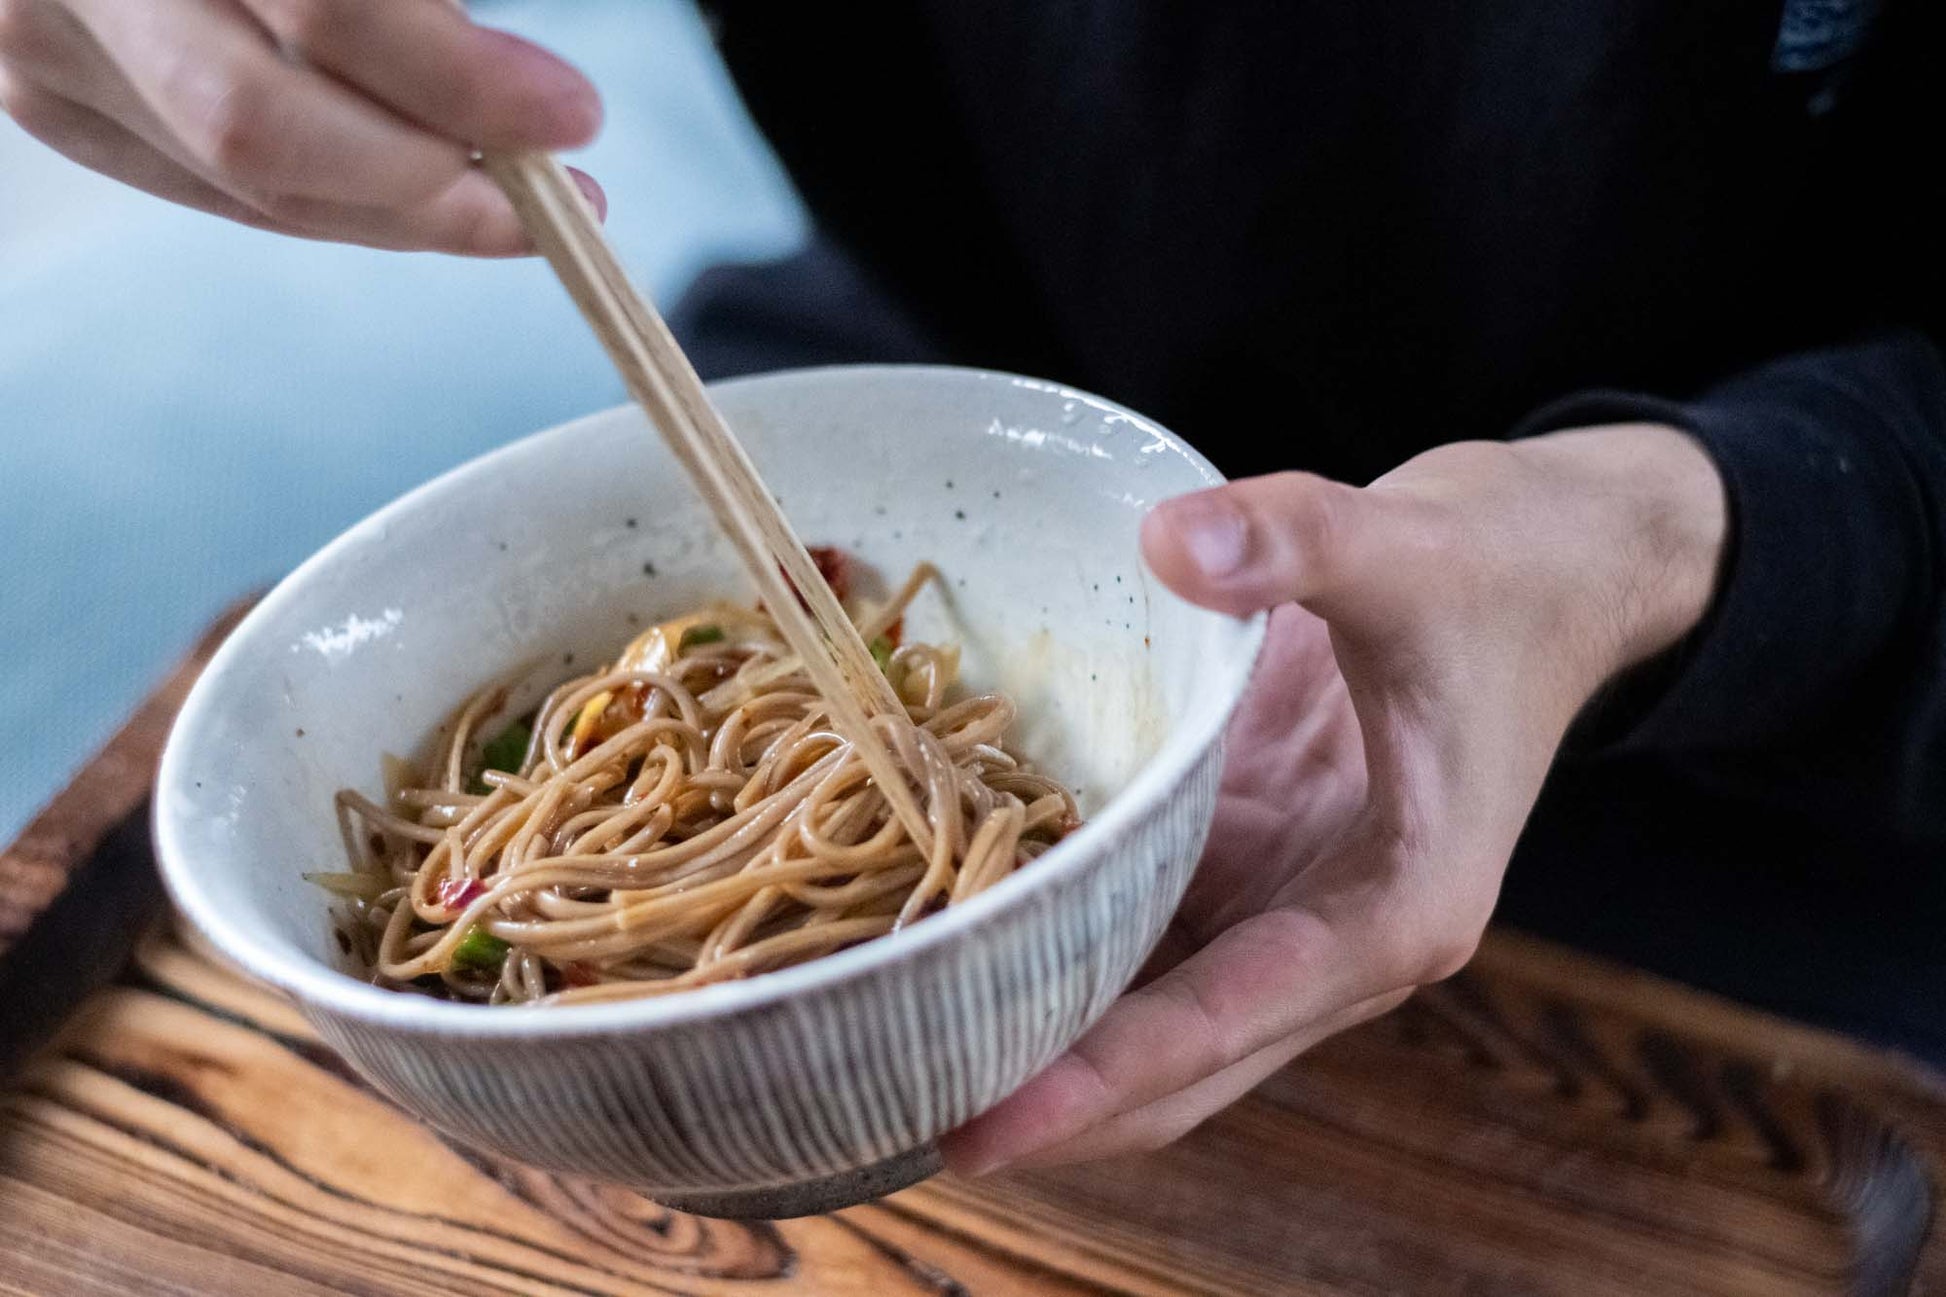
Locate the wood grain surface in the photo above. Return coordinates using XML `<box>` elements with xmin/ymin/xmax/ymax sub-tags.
<box><xmin>4</xmin><ymin>611</ymin><xmax>1946</xmax><ymax>1296</ymax></box>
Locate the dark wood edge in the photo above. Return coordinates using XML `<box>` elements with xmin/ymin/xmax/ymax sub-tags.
<box><xmin>0</xmin><ymin>598</ymin><xmax>255</xmax><ymax>956</ymax></box>
<box><xmin>1475</xmin><ymin>931</ymin><xmax>1946</xmax><ymax>1101</ymax></box>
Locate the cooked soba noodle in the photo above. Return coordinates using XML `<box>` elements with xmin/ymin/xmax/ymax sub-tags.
<box><xmin>314</xmin><ymin>556</ymin><xmax>1079</xmax><ymax>1005</ymax></box>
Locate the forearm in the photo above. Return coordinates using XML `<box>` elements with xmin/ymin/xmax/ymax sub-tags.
<box><xmin>1516</xmin><ymin>330</ymin><xmax>1946</xmax><ymax>844</ymax></box>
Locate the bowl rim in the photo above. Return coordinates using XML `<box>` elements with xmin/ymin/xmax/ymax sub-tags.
<box><xmin>155</xmin><ymin>363</ymin><xmax>1266</xmax><ymax>1039</ymax></box>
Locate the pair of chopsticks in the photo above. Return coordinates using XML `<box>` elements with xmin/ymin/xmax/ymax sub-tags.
<box><xmin>480</xmin><ymin>152</ymin><xmax>934</xmax><ymax>850</ymax></box>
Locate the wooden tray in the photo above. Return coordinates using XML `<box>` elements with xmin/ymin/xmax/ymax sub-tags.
<box><xmin>3</xmin><ymin>608</ymin><xmax>1944</xmax><ymax>1296</ymax></box>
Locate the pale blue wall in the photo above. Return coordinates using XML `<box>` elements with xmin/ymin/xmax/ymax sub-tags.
<box><xmin>0</xmin><ymin>0</ymin><xmax>806</xmax><ymax>840</ymax></box>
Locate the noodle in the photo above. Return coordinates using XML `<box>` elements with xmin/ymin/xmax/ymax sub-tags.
<box><xmin>320</xmin><ymin>558</ymin><xmax>1079</xmax><ymax>1005</ymax></box>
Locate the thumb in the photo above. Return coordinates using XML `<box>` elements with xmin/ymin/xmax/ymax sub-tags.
<box><xmin>1140</xmin><ymin>472</ymin><xmax>1386</xmax><ymax>618</ymax></box>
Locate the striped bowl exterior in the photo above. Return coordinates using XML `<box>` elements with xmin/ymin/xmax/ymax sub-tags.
<box><xmin>307</xmin><ymin>738</ymin><xmax>1222</xmax><ymax>1208</ymax></box>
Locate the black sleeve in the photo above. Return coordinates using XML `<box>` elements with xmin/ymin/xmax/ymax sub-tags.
<box><xmin>1517</xmin><ymin>330</ymin><xmax>1946</xmax><ymax>849</ymax></box>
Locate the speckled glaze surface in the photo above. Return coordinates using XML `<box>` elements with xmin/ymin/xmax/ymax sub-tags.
<box><xmin>155</xmin><ymin>366</ymin><xmax>1264</xmax><ymax>1217</ymax></box>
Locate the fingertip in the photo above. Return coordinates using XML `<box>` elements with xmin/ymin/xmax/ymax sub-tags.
<box><xmin>423</xmin><ymin>173</ymin><xmax>534</xmax><ymax>258</ymax></box>
<box><xmin>1141</xmin><ymin>490</ymin><xmax>1261</xmax><ymax>615</ymax></box>
<box><xmin>551</xmin><ymin>80</ymin><xmax>604</xmax><ymax>149</ymax></box>
<box><xmin>935</xmin><ymin>1127</ymin><xmax>997</xmax><ymax>1178</ymax></box>
<box><xmin>939</xmin><ymin>1054</ymin><xmax>1107</xmax><ymax>1178</ymax></box>
<box><xmin>938</xmin><ymin>1112</ymin><xmax>1020</xmax><ymax>1179</ymax></box>
<box><xmin>1138</xmin><ymin>499</ymin><xmax>1192</xmax><ymax>590</ymax></box>
<box><xmin>568</xmin><ymin>168</ymin><xmax>607</xmax><ymax>221</ymax></box>
<box><xmin>448</xmin><ymin>170</ymin><xmax>600</xmax><ymax>259</ymax></box>
<box><xmin>471</xmin><ymin>28</ymin><xmax>604</xmax><ymax>148</ymax></box>
<box><xmin>458</xmin><ymin>209</ymin><xmax>534</xmax><ymax>259</ymax></box>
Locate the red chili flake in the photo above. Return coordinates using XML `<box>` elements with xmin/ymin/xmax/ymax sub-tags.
<box><xmin>613</xmin><ymin>682</ymin><xmax>649</xmax><ymax>725</ymax></box>
<box><xmin>809</xmin><ymin>546</ymin><xmax>853</xmax><ymax>603</ymax></box>
<box><xmin>883</xmin><ymin>615</ymin><xmax>905</xmax><ymax>649</ymax></box>
<box><xmin>560</xmin><ymin>962</ymin><xmax>602</xmax><ymax>989</ymax></box>
<box><xmin>1056</xmin><ymin>814</ymin><xmax>1083</xmax><ymax>839</ymax></box>
<box><xmin>436</xmin><ymin>878</ymin><xmax>487</xmax><ymax>909</ymax></box>
<box><xmin>763</xmin><ymin>544</ymin><xmax>855</xmax><ymax>614</ymax></box>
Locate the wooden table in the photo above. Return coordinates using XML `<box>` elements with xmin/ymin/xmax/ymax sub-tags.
<box><xmin>3</xmin><ymin>610</ymin><xmax>1944</xmax><ymax>1296</ymax></box>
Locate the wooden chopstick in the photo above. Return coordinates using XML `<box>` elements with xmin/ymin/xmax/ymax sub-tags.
<box><xmin>480</xmin><ymin>151</ymin><xmax>934</xmax><ymax>850</ymax></box>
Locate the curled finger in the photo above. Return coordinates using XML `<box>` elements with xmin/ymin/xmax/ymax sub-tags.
<box><xmin>241</xmin><ymin>0</ymin><xmax>600</xmax><ymax>150</ymax></box>
<box><xmin>941</xmin><ymin>902</ymin><xmax>1399</xmax><ymax>1177</ymax></box>
<box><xmin>264</xmin><ymin>164</ymin><xmax>605</xmax><ymax>256</ymax></box>
<box><xmin>0</xmin><ymin>74</ymin><xmax>272</xmax><ymax>226</ymax></box>
<box><xmin>959</xmin><ymin>987</ymin><xmax>1412</xmax><ymax>1174</ymax></box>
<box><xmin>69</xmin><ymin>0</ymin><xmax>473</xmax><ymax>206</ymax></box>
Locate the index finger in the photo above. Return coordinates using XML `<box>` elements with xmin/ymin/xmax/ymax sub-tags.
<box><xmin>943</xmin><ymin>901</ymin><xmax>1393</xmax><ymax>1176</ymax></box>
<box><xmin>70</xmin><ymin>0</ymin><xmax>472</xmax><ymax>205</ymax></box>
<box><xmin>242</xmin><ymin>0</ymin><xmax>600</xmax><ymax>150</ymax></box>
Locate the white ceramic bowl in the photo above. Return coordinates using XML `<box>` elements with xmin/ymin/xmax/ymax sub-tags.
<box><xmin>155</xmin><ymin>365</ymin><xmax>1263</xmax><ymax>1217</ymax></box>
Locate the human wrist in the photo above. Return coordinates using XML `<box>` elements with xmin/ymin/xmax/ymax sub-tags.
<box><xmin>1514</xmin><ymin>421</ymin><xmax>1729</xmax><ymax>679</ymax></box>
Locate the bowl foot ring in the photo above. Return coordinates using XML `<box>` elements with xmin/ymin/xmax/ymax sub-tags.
<box><xmin>652</xmin><ymin>1143</ymin><xmax>944</xmax><ymax>1220</ymax></box>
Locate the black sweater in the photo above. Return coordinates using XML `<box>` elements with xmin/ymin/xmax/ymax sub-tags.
<box><xmin>690</xmin><ymin>1</ymin><xmax>1946</xmax><ymax>1055</ymax></box>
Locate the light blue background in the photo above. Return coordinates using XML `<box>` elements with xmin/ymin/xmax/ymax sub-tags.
<box><xmin>0</xmin><ymin>0</ymin><xmax>806</xmax><ymax>841</ymax></box>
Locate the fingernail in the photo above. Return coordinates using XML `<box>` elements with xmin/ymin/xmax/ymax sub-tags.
<box><xmin>569</xmin><ymin>169</ymin><xmax>608</xmax><ymax>220</ymax></box>
<box><xmin>1169</xmin><ymin>493</ymin><xmax>1250</xmax><ymax>578</ymax></box>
